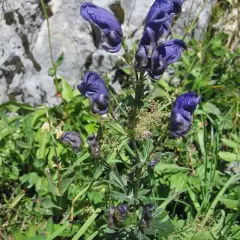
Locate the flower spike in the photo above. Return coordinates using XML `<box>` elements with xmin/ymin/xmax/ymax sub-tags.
<box><xmin>80</xmin><ymin>2</ymin><xmax>123</xmax><ymax>53</ymax></box>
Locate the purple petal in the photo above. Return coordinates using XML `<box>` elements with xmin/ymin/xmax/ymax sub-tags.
<box><xmin>80</xmin><ymin>2</ymin><xmax>123</xmax><ymax>53</ymax></box>
<box><xmin>146</xmin><ymin>0</ymin><xmax>173</xmax><ymax>23</ymax></box>
<box><xmin>170</xmin><ymin>92</ymin><xmax>200</xmax><ymax>137</ymax></box>
<box><xmin>87</xmin><ymin>134</ymin><xmax>99</xmax><ymax>158</ymax></box>
<box><xmin>150</xmin><ymin>39</ymin><xmax>186</xmax><ymax>80</ymax></box>
<box><xmin>135</xmin><ymin>27</ymin><xmax>157</xmax><ymax>69</ymax></box>
<box><xmin>77</xmin><ymin>72</ymin><xmax>109</xmax><ymax>115</ymax></box>
<box><xmin>61</xmin><ymin>131</ymin><xmax>82</xmax><ymax>152</ymax></box>
<box><xmin>91</xmin><ymin>94</ymin><xmax>109</xmax><ymax>115</ymax></box>
<box><xmin>172</xmin><ymin>0</ymin><xmax>184</xmax><ymax>15</ymax></box>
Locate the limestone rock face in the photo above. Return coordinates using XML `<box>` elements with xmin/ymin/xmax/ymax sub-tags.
<box><xmin>0</xmin><ymin>0</ymin><xmax>216</xmax><ymax>106</ymax></box>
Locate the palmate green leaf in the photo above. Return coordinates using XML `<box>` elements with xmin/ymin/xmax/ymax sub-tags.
<box><xmin>219</xmin><ymin>151</ymin><xmax>238</xmax><ymax>162</ymax></box>
<box><xmin>106</xmin><ymin>137</ymin><xmax>129</xmax><ymax>164</ymax></box>
<box><xmin>144</xmin><ymin>218</ymin><xmax>175</xmax><ymax>238</ymax></box>
<box><xmin>108</xmin><ymin>191</ymin><xmax>132</xmax><ymax>202</ymax></box>
<box><xmin>140</xmin><ymin>139</ymin><xmax>154</xmax><ymax>163</ymax></box>
<box><xmin>105</xmin><ymin>121</ymin><xmax>127</xmax><ymax>136</ymax></box>
<box><xmin>109</xmin><ymin>170</ymin><xmax>127</xmax><ymax>192</ymax></box>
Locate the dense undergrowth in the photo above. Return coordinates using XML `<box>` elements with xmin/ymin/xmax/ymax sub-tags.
<box><xmin>0</xmin><ymin>1</ymin><xmax>239</xmax><ymax>239</ymax></box>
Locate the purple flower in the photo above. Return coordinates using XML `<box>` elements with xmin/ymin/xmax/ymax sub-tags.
<box><xmin>80</xmin><ymin>2</ymin><xmax>123</xmax><ymax>53</ymax></box>
<box><xmin>61</xmin><ymin>131</ymin><xmax>82</xmax><ymax>152</ymax></box>
<box><xmin>146</xmin><ymin>0</ymin><xmax>174</xmax><ymax>37</ymax></box>
<box><xmin>149</xmin><ymin>158</ymin><xmax>161</xmax><ymax>170</ymax></box>
<box><xmin>149</xmin><ymin>39</ymin><xmax>186</xmax><ymax>80</ymax></box>
<box><xmin>172</xmin><ymin>0</ymin><xmax>184</xmax><ymax>15</ymax></box>
<box><xmin>141</xmin><ymin>204</ymin><xmax>155</xmax><ymax>227</ymax></box>
<box><xmin>135</xmin><ymin>27</ymin><xmax>157</xmax><ymax>69</ymax></box>
<box><xmin>77</xmin><ymin>72</ymin><xmax>109</xmax><ymax>115</ymax></box>
<box><xmin>170</xmin><ymin>92</ymin><xmax>201</xmax><ymax>137</ymax></box>
<box><xmin>115</xmin><ymin>204</ymin><xmax>128</xmax><ymax>222</ymax></box>
<box><xmin>87</xmin><ymin>134</ymin><xmax>99</xmax><ymax>159</ymax></box>
<box><xmin>135</xmin><ymin>0</ymin><xmax>185</xmax><ymax>78</ymax></box>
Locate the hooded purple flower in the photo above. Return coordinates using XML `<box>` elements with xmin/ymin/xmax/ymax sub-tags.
<box><xmin>141</xmin><ymin>204</ymin><xmax>155</xmax><ymax>227</ymax></box>
<box><xmin>77</xmin><ymin>72</ymin><xmax>109</xmax><ymax>115</ymax></box>
<box><xmin>61</xmin><ymin>131</ymin><xmax>82</xmax><ymax>152</ymax></box>
<box><xmin>135</xmin><ymin>27</ymin><xmax>157</xmax><ymax>69</ymax></box>
<box><xmin>87</xmin><ymin>133</ymin><xmax>99</xmax><ymax>159</ymax></box>
<box><xmin>146</xmin><ymin>0</ymin><xmax>173</xmax><ymax>37</ymax></box>
<box><xmin>146</xmin><ymin>0</ymin><xmax>184</xmax><ymax>33</ymax></box>
<box><xmin>149</xmin><ymin>39</ymin><xmax>186</xmax><ymax>80</ymax></box>
<box><xmin>135</xmin><ymin>0</ymin><xmax>185</xmax><ymax>76</ymax></box>
<box><xmin>170</xmin><ymin>92</ymin><xmax>200</xmax><ymax>137</ymax></box>
<box><xmin>80</xmin><ymin>2</ymin><xmax>123</xmax><ymax>53</ymax></box>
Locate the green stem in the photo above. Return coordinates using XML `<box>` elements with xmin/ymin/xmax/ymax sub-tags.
<box><xmin>40</xmin><ymin>0</ymin><xmax>60</xmax><ymax>92</ymax></box>
<box><xmin>44</xmin><ymin>108</ymin><xmax>62</xmax><ymax>195</ymax></box>
<box><xmin>131</xmin><ymin>71</ymin><xmax>144</xmax><ymax>202</ymax></box>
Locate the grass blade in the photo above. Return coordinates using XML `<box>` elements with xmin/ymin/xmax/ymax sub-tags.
<box><xmin>72</xmin><ymin>208</ymin><xmax>102</xmax><ymax>240</ymax></box>
<box><xmin>46</xmin><ymin>222</ymin><xmax>70</xmax><ymax>240</ymax></box>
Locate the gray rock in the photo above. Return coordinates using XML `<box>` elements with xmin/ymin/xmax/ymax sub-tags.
<box><xmin>0</xmin><ymin>0</ymin><xmax>217</xmax><ymax>106</ymax></box>
<box><xmin>173</xmin><ymin>0</ymin><xmax>217</xmax><ymax>40</ymax></box>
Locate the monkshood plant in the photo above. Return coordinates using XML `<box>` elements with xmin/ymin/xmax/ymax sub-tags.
<box><xmin>57</xmin><ymin>0</ymin><xmax>201</xmax><ymax>238</ymax></box>
<box><xmin>43</xmin><ymin>0</ymin><xmax>201</xmax><ymax>239</ymax></box>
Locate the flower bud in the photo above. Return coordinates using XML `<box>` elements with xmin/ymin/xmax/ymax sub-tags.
<box><xmin>87</xmin><ymin>134</ymin><xmax>99</xmax><ymax>159</ymax></box>
<box><xmin>141</xmin><ymin>204</ymin><xmax>155</xmax><ymax>227</ymax></box>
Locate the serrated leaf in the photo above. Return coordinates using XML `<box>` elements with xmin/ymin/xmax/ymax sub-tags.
<box><xmin>219</xmin><ymin>151</ymin><xmax>238</xmax><ymax>162</ymax></box>
<box><xmin>105</xmin><ymin>121</ymin><xmax>127</xmax><ymax>136</ymax></box>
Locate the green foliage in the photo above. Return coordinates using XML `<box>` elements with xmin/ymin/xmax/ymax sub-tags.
<box><xmin>1</xmin><ymin>2</ymin><xmax>240</xmax><ymax>240</ymax></box>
